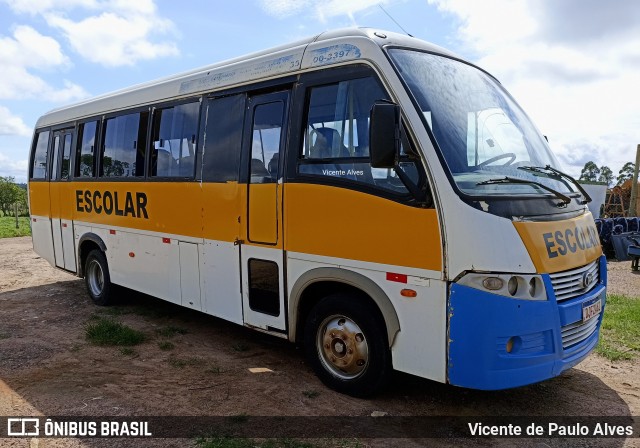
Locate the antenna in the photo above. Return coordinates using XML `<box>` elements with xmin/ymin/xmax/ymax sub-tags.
<box><xmin>378</xmin><ymin>4</ymin><xmax>413</xmax><ymax>37</ymax></box>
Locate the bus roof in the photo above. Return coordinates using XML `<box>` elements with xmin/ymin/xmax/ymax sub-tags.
<box><xmin>35</xmin><ymin>27</ymin><xmax>459</xmax><ymax>128</ymax></box>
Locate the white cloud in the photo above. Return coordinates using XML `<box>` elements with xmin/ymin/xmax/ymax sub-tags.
<box><xmin>0</xmin><ymin>24</ymin><xmax>68</xmax><ymax>69</ymax></box>
<box><xmin>0</xmin><ymin>106</ymin><xmax>31</xmax><ymax>136</ymax></box>
<box><xmin>46</xmin><ymin>11</ymin><xmax>177</xmax><ymax>66</ymax></box>
<box><xmin>2</xmin><ymin>0</ymin><xmax>96</xmax><ymax>15</ymax></box>
<box><xmin>259</xmin><ymin>0</ymin><xmax>390</xmax><ymax>22</ymax></box>
<box><xmin>427</xmin><ymin>0</ymin><xmax>640</xmax><ymax>177</ymax></box>
<box><xmin>0</xmin><ymin>26</ymin><xmax>88</xmax><ymax>102</ymax></box>
<box><xmin>4</xmin><ymin>0</ymin><xmax>179</xmax><ymax>67</ymax></box>
<box><xmin>0</xmin><ymin>152</ymin><xmax>29</xmax><ymax>180</ymax></box>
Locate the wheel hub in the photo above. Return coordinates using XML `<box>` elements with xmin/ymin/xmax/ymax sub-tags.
<box><xmin>318</xmin><ymin>315</ymin><xmax>369</xmax><ymax>379</ymax></box>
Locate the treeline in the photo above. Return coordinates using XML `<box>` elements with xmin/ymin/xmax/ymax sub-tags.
<box><xmin>0</xmin><ymin>177</ymin><xmax>29</xmax><ymax>217</ymax></box>
<box><xmin>579</xmin><ymin>161</ymin><xmax>635</xmax><ymax>187</ymax></box>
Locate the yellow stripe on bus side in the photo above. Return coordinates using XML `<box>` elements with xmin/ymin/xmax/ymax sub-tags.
<box><xmin>284</xmin><ymin>183</ymin><xmax>442</xmax><ymax>271</ymax></box>
<box><xmin>31</xmin><ymin>181</ymin><xmax>205</xmax><ymax>238</ymax></box>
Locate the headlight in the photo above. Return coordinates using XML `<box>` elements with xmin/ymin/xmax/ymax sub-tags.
<box><xmin>457</xmin><ymin>272</ymin><xmax>547</xmax><ymax>300</ymax></box>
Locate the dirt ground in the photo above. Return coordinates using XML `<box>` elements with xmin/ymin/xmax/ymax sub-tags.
<box><xmin>0</xmin><ymin>236</ymin><xmax>638</xmax><ymax>447</ymax></box>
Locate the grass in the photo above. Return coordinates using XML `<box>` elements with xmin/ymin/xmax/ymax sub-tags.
<box><xmin>231</xmin><ymin>342</ymin><xmax>249</xmax><ymax>352</ymax></box>
<box><xmin>158</xmin><ymin>341</ymin><xmax>175</xmax><ymax>351</ymax></box>
<box><xmin>85</xmin><ymin>317</ymin><xmax>146</xmax><ymax>346</ymax></box>
<box><xmin>155</xmin><ymin>326</ymin><xmax>188</xmax><ymax>337</ymax></box>
<box><xmin>168</xmin><ymin>355</ymin><xmax>202</xmax><ymax>368</ymax></box>
<box><xmin>195</xmin><ymin>437</ymin><xmax>314</xmax><ymax>448</ymax></box>
<box><xmin>119</xmin><ymin>347</ymin><xmax>137</xmax><ymax>356</ymax></box>
<box><xmin>302</xmin><ymin>390</ymin><xmax>320</xmax><ymax>399</ymax></box>
<box><xmin>194</xmin><ymin>437</ymin><xmax>361</xmax><ymax>448</ymax></box>
<box><xmin>0</xmin><ymin>216</ymin><xmax>31</xmax><ymax>238</ymax></box>
<box><xmin>596</xmin><ymin>294</ymin><xmax>640</xmax><ymax>361</ymax></box>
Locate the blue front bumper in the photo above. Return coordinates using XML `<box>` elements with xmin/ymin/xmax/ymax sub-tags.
<box><xmin>447</xmin><ymin>256</ymin><xmax>607</xmax><ymax>390</ymax></box>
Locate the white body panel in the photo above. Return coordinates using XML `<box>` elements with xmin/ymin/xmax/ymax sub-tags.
<box><xmin>202</xmin><ymin>240</ymin><xmax>243</xmax><ymax>324</ymax></box>
<box><xmin>61</xmin><ymin>219</ymin><xmax>76</xmax><ymax>272</ymax></box>
<box><xmin>241</xmin><ymin>244</ymin><xmax>286</xmax><ymax>331</ymax></box>
<box><xmin>31</xmin><ymin>216</ymin><xmax>55</xmax><ymax>266</ymax></box>
<box><xmin>179</xmin><ymin>241</ymin><xmax>202</xmax><ymax>311</ymax></box>
<box><xmin>51</xmin><ymin>218</ymin><xmax>65</xmax><ymax>268</ymax></box>
<box><xmin>287</xmin><ymin>251</ymin><xmax>447</xmax><ymax>382</ymax></box>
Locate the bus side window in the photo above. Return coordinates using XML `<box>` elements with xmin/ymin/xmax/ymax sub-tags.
<box><xmin>297</xmin><ymin>76</ymin><xmax>416</xmax><ymax>196</ymax></box>
<box><xmin>202</xmin><ymin>94</ymin><xmax>245</xmax><ymax>182</ymax></box>
<box><xmin>60</xmin><ymin>133</ymin><xmax>72</xmax><ymax>180</ymax></box>
<box><xmin>150</xmin><ymin>101</ymin><xmax>200</xmax><ymax>178</ymax></box>
<box><xmin>50</xmin><ymin>135</ymin><xmax>61</xmax><ymax>181</ymax></box>
<box><xmin>30</xmin><ymin>131</ymin><xmax>50</xmax><ymax>180</ymax></box>
<box><xmin>101</xmin><ymin>111</ymin><xmax>148</xmax><ymax>178</ymax></box>
<box><xmin>76</xmin><ymin>121</ymin><xmax>98</xmax><ymax>178</ymax></box>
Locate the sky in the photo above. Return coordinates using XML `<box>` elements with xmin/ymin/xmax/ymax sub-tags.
<box><xmin>0</xmin><ymin>0</ymin><xmax>639</xmax><ymax>183</ymax></box>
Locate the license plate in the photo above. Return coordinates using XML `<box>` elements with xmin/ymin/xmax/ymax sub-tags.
<box><xmin>582</xmin><ymin>298</ymin><xmax>602</xmax><ymax>322</ymax></box>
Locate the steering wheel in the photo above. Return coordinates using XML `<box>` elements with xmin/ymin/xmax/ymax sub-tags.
<box><xmin>476</xmin><ymin>152</ymin><xmax>516</xmax><ymax>168</ymax></box>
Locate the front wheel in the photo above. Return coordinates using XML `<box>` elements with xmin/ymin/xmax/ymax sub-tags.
<box><xmin>84</xmin><ymin>249</ymin><xmax>113</xmax><ymax>306</ymax></box>
<box><xmin>304</xmin><ymin>293</ymin><xmax>391</xmax><ymax>397</ymax></box>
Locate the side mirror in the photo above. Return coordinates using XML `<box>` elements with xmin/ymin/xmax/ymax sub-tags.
<box><xmin>369</xmin><ymin>102</ymin><xmax>400</xmax><ymax>168</ymax></box>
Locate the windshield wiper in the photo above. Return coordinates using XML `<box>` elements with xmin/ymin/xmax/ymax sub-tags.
<box><xmin>476</xmin><ymin>176</ymin><xmax>571</xmax><ymax>207</ymax></box>
<box><xmin>517</xmin><ymin>165</ymin><xmax>592</xmax><ymax>204</ymax></box>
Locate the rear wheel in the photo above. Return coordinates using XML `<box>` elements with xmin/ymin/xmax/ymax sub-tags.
<box><xmin>304</xmin><ymin>292</ymin><xmax>391</xmax><ymax>397</ymax></box>
<box><xmin>84</xmin><ymin>249</ymin><xmax>113</xmax><ymax>306</ymax></box>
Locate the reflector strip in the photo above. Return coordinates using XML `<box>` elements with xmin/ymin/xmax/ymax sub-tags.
<box><xmin>386</xmin><ymin>272</ymin><xmax>407</xmax><ymax>283</ymax></box>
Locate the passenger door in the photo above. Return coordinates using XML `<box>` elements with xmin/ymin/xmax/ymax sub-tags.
<box><xmin>240</xmin><ymin>90</ymin><xmax>290</xmax><ymax>332</ymax></box>
<box><xmin>49</xmin><ymin>129</ymin><xmax>76</xmax><ymax>271</ymax></box>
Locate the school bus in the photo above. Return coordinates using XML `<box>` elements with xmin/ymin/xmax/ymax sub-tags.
<box><xmin>28</xmin><ymin>28</ymin><xmax>606</xmax><ymax>396</ymax></box>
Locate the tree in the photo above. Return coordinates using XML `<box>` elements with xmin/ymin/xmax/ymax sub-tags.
<box><xmin>598</xmin><ymin>166</ymin><xmax>614</xmax><ymax>187</ymax></box>
<box><xmin>617</xmin><ymin>162</ymin><xmax>636</xmax><ymax>186</ymax></box>
<box><xmin>579</xmin><ymin>161</ymin><xmax>600</xmax><ymax>182</ymax></box>
<box><xmin>0</xmin><ymin>176</ymin><xmax>20</xmax><ymax>216</ymax></box>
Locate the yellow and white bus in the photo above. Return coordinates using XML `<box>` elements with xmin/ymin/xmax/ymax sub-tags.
<box><xmin>29</xmin><ymin>28</ymin><xmax>606</xmax><ymax>396</ymax></box>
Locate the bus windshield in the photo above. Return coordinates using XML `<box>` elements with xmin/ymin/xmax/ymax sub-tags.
<box><xmin>388</xmin><ymin>49</ymin><xmax>577</xmax><ymax>198</ymax></box>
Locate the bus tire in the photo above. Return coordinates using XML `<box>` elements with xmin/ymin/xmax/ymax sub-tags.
<box><xmin>84</xmin><ymin>249</ymin><xmax>113</xmax><ymax>306</ymax></box>
<box><xmin>304</xmin><ymin>292</ymin><xmax>391</xmax><ymax>397</ymax></box>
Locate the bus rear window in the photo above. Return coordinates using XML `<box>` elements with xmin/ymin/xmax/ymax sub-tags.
<box><xmin>30</xmin><ymin>131</ymin><xmax>50</xmax><ymax>180</ymax></box>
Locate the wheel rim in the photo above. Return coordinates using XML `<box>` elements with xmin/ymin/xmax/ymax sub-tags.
<box><xmin>87</xmin><ymin>259</ymin><xmax>104</xmax><ymax>297</ymax></box>
<box><xmin>316</xmin><ymin>314</ymin><xmax>369</xmax><ymax>380</ymax></box>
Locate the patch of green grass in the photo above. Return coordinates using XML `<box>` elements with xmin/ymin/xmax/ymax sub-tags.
<box><xmin>231</xmin><ymin>342</ymin><xmax>249</xmax><ymax>352</ymax></box>
<box><xmin>119</xmin><ymin>347</ymin><xmax>137</xmax><ymax>356</ymax></box>
<box><xmin>158</xmin><ymin>341</ymin><xmax>175</xmax><ymax>351</ymax></box>
<box><xmin>155</xmin><ymin>326</ymin><xmax>188</xmax><ymax>337</ymax></box>
<box><xmin>0</xmin><ymin>216</ymin><xmax>31</xmax><ymax>238</ymax></box>
<box><xmin>0</xmin><ymin>332</ymin><xmax>10</xmax><ymax>340</ymax></box>
<box><xmin>99</xmin><ymin>307</ymin><xmax>132</xmax><ymax>316</ymax></box>
<box><xmin>596</xmin><ymin>294</ymin><xmax>640</xmax><ymax>361</ymax></box>
<box><xmin>167</xmin><ymin>355</ymin><xmax>201</xmax><ymax>368</ymax></box>
<box><xmin>302</xmin><ymin>390</ymin><xmax>320</xmax><ymax>399</ymax></box>
<box><xmin>85</xmin><ymin>317</ymin><xmax>146</xmax><ymax>346</ymax></box>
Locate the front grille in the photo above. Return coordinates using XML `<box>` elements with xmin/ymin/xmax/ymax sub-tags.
<box><xmin>561</xmin><ymin>315</ymin><xmax>600</xmax><ymax>349</ymax></box>
<box><xmin>549</xmin><ymin>260</ymin><xmax>599</xmax><ymax>302</ymax></box>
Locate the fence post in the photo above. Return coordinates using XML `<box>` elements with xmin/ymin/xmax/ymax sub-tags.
<box><xmin>629</xmin><ymin>144</ymin><xmax>640</xmax><ymax>217</ymax></box>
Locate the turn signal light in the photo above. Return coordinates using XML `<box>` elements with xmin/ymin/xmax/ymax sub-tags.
<box><xmin>482</xmin><ymin>277</ymin><xmax>503</xmax><ymax>290</ymax></box>
<box><xmin>401</xmin><ymin>289</ymin><xmax>417</xmax><ymax>298</ymax></box>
